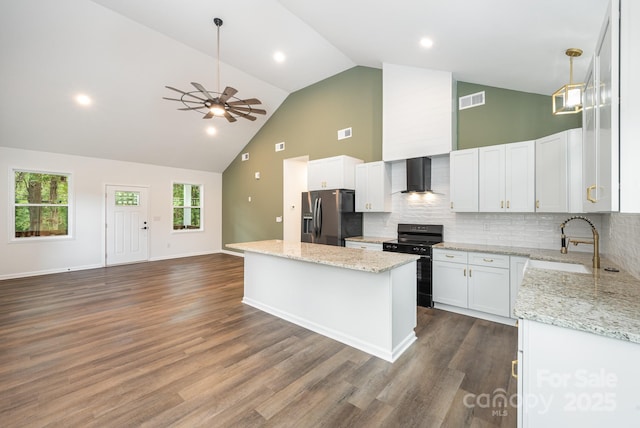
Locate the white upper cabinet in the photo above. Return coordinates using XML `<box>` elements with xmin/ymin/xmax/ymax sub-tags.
<box><xmin>536</xmin><ymin>129</ymin><xmax>582</xmax><ymax>213</ymax></box>
<box><xmin>583</xmin><ymin>1</ymin><xmax>619</xmax><ymax>212</ymax></box>
<box><xmin>450</xmin><ymin>148</ymin><xmax>478</xmax><ymax>212</ymax></box>
<box><xmin>478</xmin><ymin>141</ymin><xmax>535</xmax><ymax>212</ymax></box>
<box><xmin>382</xmin><ymin>63</ymin><xmax>456</xmax><ymax>161</ymax></box>
<box><xmin>619</xmin><ymin>0</ymin><xmax>640</xmax><ymax>213</ymax></box>
<box><xmin>307</xmin><ymin>155</ymin><xmax>363</xmax><ymax>191</ymax></box>
<box><xmin>355</xmin><ymin>161</ymin><xmax>391</xmax><ymax>212</ymax></box>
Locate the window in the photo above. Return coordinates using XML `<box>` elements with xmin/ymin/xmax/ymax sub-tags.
<box><xmin>173</xmin><ymin>183</ymin><xmax>202</xmax><ymax>231</ymax></box>
<box><xmin>13</xmin><ymin>170</ymin><xmax>71</xmax><ymax>239</ymax></box>
<box><xmin>115</xmin><ymin>191</ymin><xmax>140</xmax><ymax>206</ymax></box>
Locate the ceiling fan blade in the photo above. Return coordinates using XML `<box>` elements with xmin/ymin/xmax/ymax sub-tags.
<box><xmin>228</xmin><ymin>108</ymin><xmax>257</xmax><ymax>121</ymax></box>
<box><xmin>178</xmin><ymin>106</ymin><xmax>206</xmax><ymax>111</ymax></box>
<box><xmin>219</xmin><ymin>86</ymin><xmax>238</xmax><ymax>104</ymax></box>
<box><xmin>191</xmin><ymin>82</ymin><xmax>214</xmax><ymax>101</ymax></box>
<box><xmin>162</xmin><ymin>97</ymin><xmax>201</xmax><ymax>104</ymax></box>
<box><xmin>165</xmin><ymin>86</ymin><xmax>206</xmax><ymax>102</ymax></box>
<box><xmin>203</xmin><ymin>111</ymin><xmax>215</xmax><ymax>119</ymax></box>
<box><xmin>227</xmin><ymin>98</ymin><xmax>262</xmax><ymax>106</ymax></box>
<box><xmin>224</xmin><ymin>111</ymin><xmax>238</xmax><ymax>122</ymax></box>
<box><xmin>229</xmin><ymin>106</ymin><xmax>266</xmax><ymax>115</ymax></box>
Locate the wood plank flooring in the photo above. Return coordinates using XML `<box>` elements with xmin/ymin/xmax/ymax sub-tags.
<box><xmin>0</xmin><ymin>254</ymin><xmax>517</xmax><ymax>427</ymax></box>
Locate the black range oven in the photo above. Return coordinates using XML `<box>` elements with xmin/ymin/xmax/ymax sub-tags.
<box><xmin>383</xmin><ymin>224</ymin><xmax>444</xmax><ymax>308</ymax></box>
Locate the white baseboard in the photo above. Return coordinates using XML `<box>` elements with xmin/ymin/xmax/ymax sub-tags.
<box><xmin>0</xmin><ymin>263</ymin><xmax>103</xmax><ymax>281</ymax></box>
<box><xmin>221</xmin><ymin>249</ymin><xmax>244</xmax><ymax>257</ymax></box>
<box><xmin>433</xmin><ymin>303</ymin><xmax>517</xmax><ymax>326</ymax></box>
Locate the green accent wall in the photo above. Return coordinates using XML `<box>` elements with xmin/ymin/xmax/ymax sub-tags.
<box><xmin>457</xmin><ymin>82</ymin><xmax>582</xmax><ymax>149</ymax></box>
<box><xmin>222</xmin><ymin>66</ymin><xmax>382</xmax><ymax>247</ymax></box>
<box><xmin>222</xmin><ymin>69</ymin><xmax>584</xmax><ymax>248</ymax></box>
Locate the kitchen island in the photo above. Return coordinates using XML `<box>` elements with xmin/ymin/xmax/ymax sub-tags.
<box><xmin>226</xmin><ymin>240</ymin><xmax>419</xmax><ymax>362</ymax></box>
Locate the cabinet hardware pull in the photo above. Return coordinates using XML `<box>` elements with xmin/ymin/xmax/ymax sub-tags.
<box><xmin>446</xmin><ymin>254</ymin><xmax>454</xmax><ymax>258</ymax></box>
<box><xmin>515</xmin><ymin>320</ymin><xmax>519</xmax><ymax>328</ymax></box>
<box><xmin>507</xmin><ymin>200</ymin><xmax>510</xmax><ymax>209</ymax></box>
<box><xmin>463</xmin><ymin>268</ymin><xmax>466</xmax><ymax>276</ymax></box>
<box><xmin>469</xmin><ymin>269</ymin><xmax>472</xmax><ymax>277</ymax></box>
<box><xmin>586</xmin><ymin>185</ymin><xmax>597</xmax><ymax>203</ymax></box>
<box><xmin>500</xmin><ymin>200</ymin><xmax>504</xmax><ymax>209</ymax></box>
<box><xmin>536</xmin><ymin>200</ymin><xmax>540</xmax><ymax>209</ymax></box>
<box><xmin>511</xmin><ymin>360</ymin><xmax>518</xmax><ymax>378</ymax></box>
<box><xmin>450</xmin><ymin>202</ymin><xmax>453</xmax><ymax>209</ymax></box>
<box><xmin>483</xmin><ymin>258</ymin><xmax>493</xmax><ymax>262</ymax></box>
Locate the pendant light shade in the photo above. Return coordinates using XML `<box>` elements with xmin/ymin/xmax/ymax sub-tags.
<box><xmin>552</xmin><ymin>48</ymin><xmax>584</xmax><ymax>115</ymax></box>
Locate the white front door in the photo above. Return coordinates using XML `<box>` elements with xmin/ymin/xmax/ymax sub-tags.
<box><xmin>105</xmin><ymin>185</ymin><xmax>149</xmax><ymax>266</ymax></box>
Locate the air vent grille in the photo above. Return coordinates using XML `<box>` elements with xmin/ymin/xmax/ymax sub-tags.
<box><xmin>337</xmin><ymin>127</ymin><xmax>352</xmax><ymax>140</ymax></box>
<box><xmin>275</xmin><ymin>142</ymin><xmax>285</xmax><ymax>152</ymax></box>
<box><xmin>459</xmin><ymin>91</ymin><xmax>485</xmax><ymax>110</ymax></box>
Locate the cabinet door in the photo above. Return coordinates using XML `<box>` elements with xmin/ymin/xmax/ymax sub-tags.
<box><xmin>450</xmin><ymin>148</ymin><xmax>478</xmax><ymax>212</ymax></box>
<box><xmin>432</xmin><ymin>261</ymin><xmax>468</xmax><ymax>308</ymax></box>
<box><xmin>355</xmin><ymin>162</ymin><xmax>391</xmax><ymax>212</ymax></box>
<box><xmin>468</xmin><ymin>264</ymin><xmax>510</xmax><ymax>317</ymax></box>
<box><xmin>321</xmin><ymin>157</ymin><xmax>346</xmax><ymax>190</ymax></box>
<box><xmin>505</xmin><ymin>141</ymin><xmax>535</xmax><ymax>212</ymax></box>
<box><xmin>354</xmin><ymin>164</ymin><xmax>368</xmax><ymax>211</ymax></box>
<box><xmin>307</xmin><ymin>159</ymin><xmax>326</xmax><ymax>191</ymax></box>
<box><xmin>479</xmin><ymin>145</ymin><xmax>506</xmax><ymax>212</ymax></box>
<box><xmin>366</xmin><ymin>162</ymin><xmax>391</xmax><ymax>212</ymax></box>
<box><xmin>583</xmin><ymin>3</ymin><xmax>620</xmax><ymax>213</ymax></box>
<box><xmin>536</xmin><ymin>132</ymin><xmax>568</xmax><ymax>212</ymax></box>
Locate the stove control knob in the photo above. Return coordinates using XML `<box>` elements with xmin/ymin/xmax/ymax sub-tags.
<box><xmin>412</xmin><ymin>246</ymin><xmax>419</xmax><ymax>252</ymax></box>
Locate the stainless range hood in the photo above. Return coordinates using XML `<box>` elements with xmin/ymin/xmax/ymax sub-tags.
<box><xmin>402</xmin><ymin>157</ymin><xmax>432</xmax><ymax>193</ymax></box>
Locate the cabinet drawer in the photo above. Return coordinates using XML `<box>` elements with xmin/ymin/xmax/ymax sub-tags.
<box><xmin>468</xmin><ymin>252</ymin><xmax>510</xmax><ymax>269</ymax></box>
<box><xmin>345</xmin><ymin>241</ymin><xmax>382</xmax><ymax>251</ymax></box>
<box><xmin>432</xmin><ymin>249</ymin><xmax>467</xmax><ymax>264</ymax></box>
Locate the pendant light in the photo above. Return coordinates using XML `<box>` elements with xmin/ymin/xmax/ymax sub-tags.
<box><xmin>552</xmin><ymin>48</ymin><xmax>584</xmax><ymax>115</ymax></box>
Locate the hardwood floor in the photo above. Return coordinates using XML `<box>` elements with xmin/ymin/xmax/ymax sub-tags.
<box><xmin>0</xmin><ymin>254</ymin><xmax>517</xmax><ymax>427</ymax></box>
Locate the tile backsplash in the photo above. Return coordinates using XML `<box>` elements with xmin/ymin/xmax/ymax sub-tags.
<box><xmin>364</xmin><ymin>156</ymin><xmax>601</xmax><ymax>253</ymax></box>
<box><xmin>602</xmin><ymin>213</ymin><xmax>640</xmax><ymax>279</ymax></box>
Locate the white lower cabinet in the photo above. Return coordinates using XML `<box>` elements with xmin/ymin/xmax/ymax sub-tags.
<box><xmin>517</xmin><ymin>319</ymin><xmax>640</xmax><ymax>427</ymax></box>
<box><xmin>433</xmin><ymin>249</ymin><xmax>510</xmax><ymax>318</ymax></box>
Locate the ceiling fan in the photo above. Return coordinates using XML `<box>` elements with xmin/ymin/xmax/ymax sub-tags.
<box><xmin>163</xmin><ymin>18</ymin><xmax>266</xmax><ymax>122</ymax></box>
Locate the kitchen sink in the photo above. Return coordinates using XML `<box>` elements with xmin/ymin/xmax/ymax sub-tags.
<box><xmin>525</xmin><ymin>259</ymin><xmax>591</xmax><ymax>274</ymax></box>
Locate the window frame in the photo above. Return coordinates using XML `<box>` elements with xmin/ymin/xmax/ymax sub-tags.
<box><xmin>9</xmin><ymin>168</ymin><xmax>74</xmax><ymax>243</ymax></box>
<box><xmin>171</xmin><ymin>182</ymin><xmax>204</xmax><ymax>233</ymax></box>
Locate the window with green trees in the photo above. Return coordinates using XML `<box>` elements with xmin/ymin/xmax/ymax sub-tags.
<box><xmin>14</xmin><ymin>170</ymin><xmax>70</xmax><ymax>238</ymax></box>
<box><xmin>173</xmin><ymin>183</ymin><xmax>202</xmax><ymax>230</ymax></box>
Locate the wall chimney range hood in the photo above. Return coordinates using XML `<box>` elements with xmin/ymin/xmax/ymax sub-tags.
<box><xmin>402</xmin><ymin>157</ymin><xmax>432</xmax><ymax>193</ymax></box>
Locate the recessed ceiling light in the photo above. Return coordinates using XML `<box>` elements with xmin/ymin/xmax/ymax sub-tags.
<box><xmin>420</xmin><ymin>38</ymin><xmax>434</xmax><ymax>49</ymax></box>
<box><xmin>273</xmin><ymin>51</ymin><xmax>286</xmax><ymax>63</ymax></box>
<box><xmin>75</xmin><ymin>94</ymin><xmax>92</xmax><ymax>106</ymax></box>
<box><xmin>206</xmin><ymin>126</ymin><xmax>217</xmax><ymax>136</ymax></box>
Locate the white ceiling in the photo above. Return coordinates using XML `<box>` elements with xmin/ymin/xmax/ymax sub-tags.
<box><xmin>1</xmin><ymin>0</ymin><xmax>609</xmax><ymax>173</ymax></box>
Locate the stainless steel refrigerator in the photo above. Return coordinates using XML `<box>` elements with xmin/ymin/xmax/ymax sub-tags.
<box><xmin>301</xmin><ymin>189</ymin><xmax>363</xmax><ymax>246</ymax></box>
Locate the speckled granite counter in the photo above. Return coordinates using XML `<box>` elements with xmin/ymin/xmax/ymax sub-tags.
<box><xmin>344</xmin><ymin>236</ymin><xmax>394</xmax><ymax>244</ymax></box>
<box><xmin>434</xmin><ymin>242</ymin><xmax>640</xmax><ymax>344</ymax></box>
<box><xmin>227</xmin><ymin>240</ymin><xmax>418</xmax><ymax>273</ymax></box>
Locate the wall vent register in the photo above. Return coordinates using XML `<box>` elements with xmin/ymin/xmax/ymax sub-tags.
<box><xmin>459</xmin><ymin>91</ymin><xmax>485</xmax><ymax>110</ymax></box>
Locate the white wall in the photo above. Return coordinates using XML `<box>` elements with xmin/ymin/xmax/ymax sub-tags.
<box><xmin>0</xmin><ymin>147</ymin><xmax>222</xmax><ymax>279</ymax></box>
<box><xmin>364</xmin><ymin>156</ymin><xmax>602</xmax><ymax>251</ymax></box>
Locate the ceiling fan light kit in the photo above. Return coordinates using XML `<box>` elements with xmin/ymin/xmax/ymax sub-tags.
<box><xmin>163</xmin><ymin>17</ymin><xmax>266</xmax><ymax>123</ymax></box>
<box><xmin>552</xmin><ymin>48</ymin><xmax>585</xmax><ymax>115</ymax></box>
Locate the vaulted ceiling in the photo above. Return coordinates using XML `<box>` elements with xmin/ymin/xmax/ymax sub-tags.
<box><xmin>0</xmin><ymin>0</ymin><xmax>608</xmax><ymax>173</ymax></box>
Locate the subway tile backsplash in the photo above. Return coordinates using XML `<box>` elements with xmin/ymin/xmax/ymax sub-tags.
<box><xmin>364</xmin><ymin>156</ymin><xmax>601</xmax><ymax>253</ymax></box>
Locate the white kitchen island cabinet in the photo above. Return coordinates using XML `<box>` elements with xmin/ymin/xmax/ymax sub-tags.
<box><xmin>226</xmin><ymin>240</ymin><xmax>419</xmax><ymax>362</ymax></box>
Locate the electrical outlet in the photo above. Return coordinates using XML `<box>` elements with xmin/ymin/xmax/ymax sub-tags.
<box><xmin>276</xmin><ymin>216</ymin><xmax>282</xmax><ymax>223</ymax></box>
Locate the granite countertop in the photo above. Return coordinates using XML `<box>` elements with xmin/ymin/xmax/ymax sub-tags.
<box><xmin>344</xmin><ymin>236</ymin><xmax>394</xmax><ymax>244</ymax></box>
<box><xmin>434</xmin><ymin>242</ymin><xmax>640</xmax><ymax>344</ymax></box>
<box><xmin>226</xmin><ymin>240</ymin><xmax>418</xmax><ymax>274</ymax></box>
